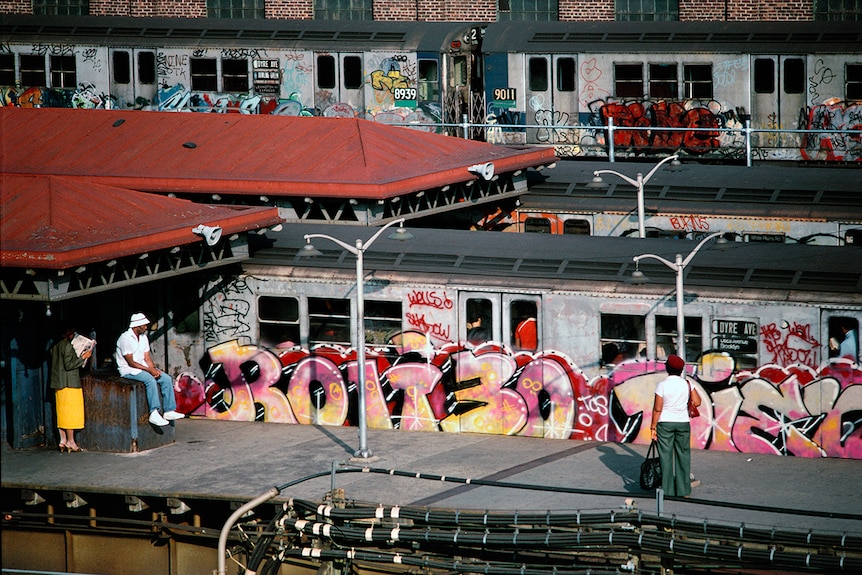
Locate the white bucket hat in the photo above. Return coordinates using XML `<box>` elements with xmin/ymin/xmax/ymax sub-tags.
<box><xmin>129</xmin><ymin>313</ymin><xmax>150</xmax><ymax>328</ymax></box>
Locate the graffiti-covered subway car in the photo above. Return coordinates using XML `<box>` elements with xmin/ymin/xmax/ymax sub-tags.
<box><xmin>187</xmin><ymin>225</ymin><xmax>862</xmax><ymax>460</ymax></box>
<box><xmin>475</xmin><ymin>20</ymin><xmax>862</xmax><ymax>160</ymax></box>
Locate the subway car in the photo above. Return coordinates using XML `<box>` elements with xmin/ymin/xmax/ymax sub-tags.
<box><xmin>1</xmin><ymin>15</ymin><xmax>860</xmax><ymax>160</ymax></box>
<box><xmin>165</xmin><ymin>224</ymin><xmax>862</xmax><ymax>460</ymax></box>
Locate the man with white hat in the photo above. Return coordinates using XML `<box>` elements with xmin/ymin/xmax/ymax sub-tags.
<box><xmin>115</xmin><ymin>312</ymin><xmax>185</xmax><ymax>427</ymax></box>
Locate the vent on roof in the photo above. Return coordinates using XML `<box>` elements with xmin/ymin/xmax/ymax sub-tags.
<box><xmin>794</xmin><ymin>272</ymin><xmax>861</xmax><ymax>292</ymax></box>
<box><xmin>745</xmin><ymin>269</ymin><xmax>798</xmax><ymax>287</ymax></box>
<box><xmin>775</xmin><ymin>189</ymin><xmax>818</xmax><ymax>203</ymax></box>
<box><xmin>641</xmin><ymin>33</ymin><xmax>672</xmax><ymax>42</ymax></box>
<box><xmin>750</xmin><ymin>33</ymin><xmax>790</xmax><ymax>42</ymax></box>
<box><xmin>140</xmin><ymin>28</ymin><xmax>172</xmax><ymax>38</ymax></box>
<box><xmin>238</xmin><ymin>30</ymin><xmax>277</xmax><ymax>40</ymax></box>
<box><xmin>671</xmin><ymin>33</ymin><xmax>711</xmax><ymax>42</ymax></box>
<box><xmin>372</xmin><ymin>32</ymin><xmax>407</xmax><ymax>42</ymax></box>
<box><xmin>604</xmin><ymin>33</ymin><xmax>645</xmax><ymax>42</ymax></box>
<box><xmin>686</xmin><ymin>267</ymin><xmax>749</xmax><ymax>285</ymax></box>
<box><xmin>531</xmin><ymin>32</ymin><xmax>568</xmax><ymax>42</ymax></box>
<box><xmin>41</xmin><ymin>26</ymin><xmax>75</xmax><ymax>35</ymax></box>
<box><xmin>111</xmin><ymin>27</ymin><xmax>145</xmax><ymax>37</ymax></box>
<box><xmin>569</xmin><ymin>33</ymin><xmax>607</xmax><ymax>43</ymax></box>
<box><xmin>74</xmin><ymin>26</ymin><xmax>110</xmax><ymax>36</ymax></box>
<box><xmin>710</xmin><ymin>33</ymin><xmax>747</xmax><ymax>42</ymax></box>
<box><xmin>202</xmin><ymin>29</ymin><xmax>242</xmax><ymax>39</ymax></box>
<box><xmin>459</xmin><ymin>256</ymin><xmax>513</xmax><ymax>273</ymax></box>
<box><xmin>301</xmin><ymin>31</ymin><xmax>337</xmax><ymax>40</ymax></box>
<box><xmin>337</xmin><ymin>31</ymin><xmax>374</xmax><ymax>41</ymax></box>
<box><xmin>824</xmin><ymin>32</ymin><xmax>862</xmax><ymax>42</ymax></box>
<box><xmin>167</xmin><ymin>28</ymin><xmax>206</xmax><ymax>38</ymax></box>
<box><xmin>515</xmin><ymin>259</ymin><xmax>566</xmax><ymax>277</ymax></box>
<box><xmin>397</xmin><ymin>252</ymin><xmax>460</xmax><ymax>269</ymax></box>
<box><xmin>273</xmin><ymin>30</ymin><xmax>302</xmax><ymax>40</ymax></box>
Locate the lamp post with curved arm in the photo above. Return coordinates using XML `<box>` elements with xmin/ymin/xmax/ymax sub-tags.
<box><xmin>586</xmin><ymin>155</ymin><xmax>680</xmax><ymax>239</ymax></box>
<box><xmin>631</xmin><ymin>231</ymin><xmax>724</xmax><ymax>361</ymax></box>
<box><xmin>299</xmin><ymin>219</ymin><xmax>413</xmax><ymax>459</ymax></box>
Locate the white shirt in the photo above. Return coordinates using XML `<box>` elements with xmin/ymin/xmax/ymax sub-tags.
<box><xmin>115</xmin><ymin>328</ymin><xmax>149</xmax><ymax>376</ymax></box>
<box><xmin>655</xmin><ymin>374</ymin><xmax>690</xmax><ymax>423</ymax></box>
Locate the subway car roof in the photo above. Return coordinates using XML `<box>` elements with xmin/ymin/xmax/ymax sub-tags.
<box><xmin>248</xmin><ymin>224</ymin><xmax>862</xmax><ymax>301</ymax></box>
<box><xmin>480</xmin><ymin>20</ymin><xmax>862</xmax><ymax>54</ymax></box>
<box><xmin>0</xmin><ymin>14</ymin><xmax>472</xmax><ymax>51</ymax></box>
<box><xmin>522</xmin><ymin>159</ymin><xmax>862</xmax><ymax>223</ymax></box>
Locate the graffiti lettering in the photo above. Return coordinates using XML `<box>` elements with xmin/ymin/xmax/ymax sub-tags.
<box><xmin>407</xmin><ymin>289</ymin><xmax>453</xmax><ymax>310</ymax></box>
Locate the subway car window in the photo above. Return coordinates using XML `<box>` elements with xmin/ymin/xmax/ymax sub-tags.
<box><xmin>846</xmin><ymin>64</ymin><xmax>862</xmax><ymax>100</ymax></box>
<box><xmin>753</xmin><ymin>58</ymin><xmax>775</xmax><ymax>93</ymax></box>
<box><xmin>524</xmin><ymin>217</ymin><xmax>551</xmax><ymax>233</ymax></box>
<box><xmin>563</xmin><ymin>219</ymin><xmax>591</xmax><ymax>235</ymax></box>
<box><xmin>601</xmin><ymin>313</ymin><xmax>645</xmax><ymax>365</ymax></box>
<box><xmin>528</xmin><ymin>57</ymin><xmax>548</xmax><ymax>91</ymax></box>
<box><xmin>510</xmin><ymin>300</ymin><xmax>538</xmax><ymax>351</ymax></box>
<box><xmin>614</xmin><ymin>63</ymin><xmax>643</xmax><ymax>97</ymax></box>
<box><xmin>418</xmin><ymin>59</ymin><xmax>439</xmax><ymax>101</ymax></box>
<box><xmin>222</xmin><ymin>59</ymin><xmax>249</xmax><ymax>92</ymax></box>
<box><xmin>649</xmin><ymin>63</ymin><xmax>677</xmax><ymax>98</ymax></box>
<box><xmin>364</xmin><ymin>300</ymin><xmax>402</xmax><ymax>348</ymax></box>
<box><xmin>308</xmin><ymin>297</ymin><xmax>350</xmax><ymax>347</ymax></box>
<box><xmin>656</xmin><ymin>315</ymin><xmax>702</xmax><ymax>362</ymax></box>
<box><xmin>684</xmin><ymin>64</ymin><xmax>712</xmax><ymax>98</ymax></box>
<box><xmin>829</xmin><ymin>316</ymin><xmax>860</xmax><ymax>361</ymax></box>
<box><xmin>50</xmin><ymin>55</ymin><xmax>76</xmax><ymax>89</ymax></box>
<box><xmin>343</xmin><ymin>55</ymin><xmax>362</xmax><ymax>89</ymax></box>
<box><xmin>557</xmin><ymin>57</ymin><xmax>575</xmax><ymax>92</ymax></box>
<box><xmin>258</xmin><ymin>296</ymin><xmax>300</xmax><ymax>348</ymax></box>
<box><xmin>190</xmin><ymin>58</ymin><xmax>218</xmax><ymax>91</ymax></box>
<box><xmin>113</xmin><ymin>51</ymin><xmax>131</xmax><ymax>84</ymax></box>
<box><xmin>783</xmin><ymin>58</ymin><xmax>805</xmax><ymax>94</ymax></box>
<box><xmin>20</xmin><ymin>55</ymin><xmax>46</xmax><ymax>86</ymax></box>
<box><xmin>138</xmin><ymin>52</ymin><xmax>156</xmax><ymax>85</ymax></box>
<box><xmin>466</xmin><ymin>298</ymin><xmax>492</xmax><ymax>345</ymax></box>
<box><xmin>317</xmin><ymin>54</ymin><xmax>336</xmax><ymax>89</ymax></box>
<box><xmin>0</xmin><ymin>54</ymin><xmax>14</xmax><ymax>85</ymax></box>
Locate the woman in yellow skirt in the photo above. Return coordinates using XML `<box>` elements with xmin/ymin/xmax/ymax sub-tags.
<box><xmin>50</xmin><ymin>325</ymin><xmax>92</xmax><ymax>452</ymax></box>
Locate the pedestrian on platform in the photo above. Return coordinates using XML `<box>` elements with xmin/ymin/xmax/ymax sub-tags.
<box><xmin>50</xmin><ymin>324</ymin><xmax>91</xmax><ymax>452</ymax></box>
<box><xmin>650</xmin><ymin>354</ymin><xmax>700</xmax><ymax>497</ymax></box>
<box><xmin>115</xmin><ymin>313</ymin><xmax>184</xmax><ymax>427</ymax></box>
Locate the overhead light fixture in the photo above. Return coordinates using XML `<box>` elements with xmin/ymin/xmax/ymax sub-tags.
<box><xmin>167</xmin><ymin>193</ymin><xmax>176</xmax><ymax>198</ymax></box>
<box><xmin>212</xmin><ymin>194</ymin><xmax>222</xmax><ymax>201</ymax></box>
<box><xmin>106</xmin><ymin>259</ymin><xmax>117</xmax><ymax>267</ymax></box>
<box><xmin>25</xmin><ymin>268</ymin><xmax>36</xmax><ymax>276</ymax></box>
<box><xmin>391</xmin><ymin>196</ymin><xmax>400</xmax><ymax>203</ymax></box>
<box><xmin>260</xmin><ymin>195</ymin><xmax>269</xmax><ymax>202</ymax></box>
<box><xmin>270</xmin><ymin>224</ymin><xmax>283</xmax><ymax>232</ymax></box>
<box><xmin>192</xmin><ymin>224</ymin><xmax>223</xmax><ymax>246</ymax></box>
<box><xmin>304</xmin><ymin>197</ymin><xmax>314</xmax><ymax>204</ymax></box>
<box><xmin>441</xmin><ymin>185</ymin><xmax>450</xmax><ymax>192</ymax></box>
<box><xmin>415</xmin><ymin>191</ymin><xmax>425</xmax><ymax>198</ymax></box>
<box><xmin>139</xmin><ymin>253</ymin><xmax>149</xmax><ymax>260</ymax></box>
<box><xmin>170</xmin><ymin>246</ymin><xmax>181</xmax><ymax>254</ymax></box>
<box><xmin>75</xmin><ymin>266</ymin><xmax>86</xmax><ymax>273</ymax></box>
<box><xmin>349</xmin><ymin>198</ymin><xmax>359</xmax><ymax>205</ymax></box>
<box><xmin>229</xmin><ymin>234</ymin><xmax>239</xmax><ymax>241</ymax></box>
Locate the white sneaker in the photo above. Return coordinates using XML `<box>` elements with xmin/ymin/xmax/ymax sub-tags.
<box><xmin>149</xmin><ymin>410</ymin><xmax>170</xmax><ymax>426</ymax></box>
<box><xmin>163</xmin><ymin>410</ymin><xmax>185</xmax><ymax>421</ymax></box>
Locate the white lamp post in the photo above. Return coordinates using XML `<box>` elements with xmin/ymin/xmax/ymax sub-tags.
<box><xmin>299</xmin><ymin>219</ymin><xmax>413</xmax><ymax>459</ymax></box>
<box><xmin>586</xmin><ymin>155</ymin><xmax>680</xmax><ymax>238</ymax></box>
<box><xmin>631</xmin><ymin>231</ymin><xmax>724</xmax><ymax>361</ymax></box>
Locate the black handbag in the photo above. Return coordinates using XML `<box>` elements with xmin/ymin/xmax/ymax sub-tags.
<box><xmin>640</xmin><ymin>440</ymin><xmax>662</xmax><ymax>490</ymax></box>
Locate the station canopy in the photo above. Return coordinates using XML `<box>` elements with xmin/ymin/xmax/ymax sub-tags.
<box><xmin>0</xmin><ymin>107</ymin><xmax>557</xmax><ymax>225</ymax></box>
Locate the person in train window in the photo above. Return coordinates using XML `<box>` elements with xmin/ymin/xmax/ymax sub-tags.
<box><xmin>115</xmin><ymin>313</ymin><xmax>185</xmax><ymax>427</ymax></box>
<box><xmin>837</xmin><ymin>320</ymin><xmax>859</xmax><ymax>361</ymax></box>
<box><xmin>466</xmin><ymin>313</ymin><xmax>489</xmax><ymax>345</ymax></box>
<box><xmin>50</xmin><ymin>323</ymin><xmax>92</xmax><ymax>453</ymax></box>
<box><xmin>515</xmin><ymin>316</ymin><xmax>537</xmax><ymax>351</ymax></box>
<box><xmin>650</xmin><ymin>354</ymin><xmax>701</xmax><ymax>497</ymax></box>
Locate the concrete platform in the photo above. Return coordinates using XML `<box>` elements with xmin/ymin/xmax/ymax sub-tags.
<box><xmin>3</xmin><ymin>418</ymin><xmax>861</xmax><ymax>537</ymax></box>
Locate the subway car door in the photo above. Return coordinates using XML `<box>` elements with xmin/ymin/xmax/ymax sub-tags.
<box><xmin>524</xmin><ymin>54</ymin><xmax>578</xmax><ymax>145</ymax></box>
<box><xmin>109</xmin><ymin>48</ymin><xmax>157</xmax><ymax>110</ymax></box>
<box><xmin>315</xmin><ymin>52</ymin><xmax>363</xmax><ymax>117</ymax></box>
<box><xmin>750</xmin><ymin>55</ymin><xmax>806</xmax><ymax>158</ymax></box>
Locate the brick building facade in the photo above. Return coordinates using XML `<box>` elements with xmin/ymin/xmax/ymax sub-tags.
<box><xmin>0</xmin><ymin>0</ymin><xmax>830</xmax><ymax>21</ymax></box>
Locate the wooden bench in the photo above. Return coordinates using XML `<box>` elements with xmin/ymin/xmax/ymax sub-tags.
<box><xmin>77</xmin><ymin>373</ymin><xmax>175</xmax><ymax>452</ymax></box>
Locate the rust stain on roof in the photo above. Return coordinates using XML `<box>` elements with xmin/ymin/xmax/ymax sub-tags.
<box><xmin>1</xmin><ymin>174</ymin><xmax>282</xmax><ymax>268</ymax></box>
<box><xmin>0</xmin><ymin>107</ymin><xmax>557</xmax><ymax>198</ymax></box>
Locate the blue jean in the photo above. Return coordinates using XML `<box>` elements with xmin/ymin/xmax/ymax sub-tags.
<box><xmin>122</xmin><ymin>371</ymin><xmax>176</xmax><ymax>414</ymax></box>
<box><xmin>656</xmin><ymin>421</ymin><xmax>691</xmax><ymax>497</ymax></box>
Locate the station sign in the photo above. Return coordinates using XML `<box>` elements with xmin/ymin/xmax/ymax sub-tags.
<box><xmin>712</xmin><ymin>319</ymin><xmax>758</xmax><ymax>353</ymax></box>
<box><xmin>253</xmin><ymin>59</ymin><xmax>280</xmax><ymax>95</ymax></box>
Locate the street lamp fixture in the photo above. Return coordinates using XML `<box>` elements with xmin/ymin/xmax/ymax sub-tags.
<box><xmin>585</xmin><ymin>155</ymin><xmax>680</xmax><ymax>239</ymax></box>
<box><xmin>631</xmin><ymin>231</ymin><xmax>725</xmax><ymax>361</ymax></box>
<box><xmin>298</xmin><ymin>219</ymin><xmax>414</xmax><ymax>459</ymax></box>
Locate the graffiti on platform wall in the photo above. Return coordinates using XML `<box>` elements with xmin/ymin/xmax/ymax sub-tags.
<box><xmin>174</xmin><ymin>333</ymin><xmax>862</xmax><ymax>459</ymax></box>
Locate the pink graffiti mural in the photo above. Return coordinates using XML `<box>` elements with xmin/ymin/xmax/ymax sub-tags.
<box><xmin>760</xmin><ymin>321</ymin><xmax>820</xmax><ymax>368</ymax></box>
<box><xmin>178</xmin><ymin>337</ymin><xmax>862</xmax><ymax>460</ymax></box>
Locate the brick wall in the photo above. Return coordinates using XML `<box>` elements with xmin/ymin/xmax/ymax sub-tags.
<box><xmin>0</xmin><ymin>0</ymin><xmax>817</xmax><ymax>21</ymax></box>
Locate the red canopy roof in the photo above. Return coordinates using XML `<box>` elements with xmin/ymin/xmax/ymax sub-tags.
<box><xmin>0</xmin><ymin>174</ymin><xmax>282</xmax><ymax>268</ymax></box>
<box><xmin>0</xmin><ymin>107</ymin><xmax>556</xmax><ymax>198</ymax></box>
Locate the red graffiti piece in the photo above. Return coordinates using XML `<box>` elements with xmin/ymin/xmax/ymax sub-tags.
<box><xmin>599</xmin><ymin>100</ymin><xmax>721</xmax><ymax>155</ymax></box>
<box><xmin>407</xmin><ymin>289</ymin><xmax>454</xmax><ymax>310</ymax></box>
<box><xmin>174</xmin><ymin>372</ymin><xmax>206</xmax><ymax>416</ymax></box>
<box><xmin>760</xmin><ymin>322</ymin><xmax>821</xmax><ymax>368</ymax></box>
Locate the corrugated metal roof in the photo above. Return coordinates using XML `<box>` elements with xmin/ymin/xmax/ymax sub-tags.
<box><xmin>0</xmin><ymin>174</ymin><xmax>283</xmax><ymax>268</ymax></box>
<box><xmin>0</xmin><ymin>108</ymin><xmax>557</xmax><ymax>199</ymax></box>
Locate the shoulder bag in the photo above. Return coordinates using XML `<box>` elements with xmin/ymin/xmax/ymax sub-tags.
<box><xmin>639</xmin><ymin>440</ymin><xmax>662</xmax><ymax>490</ymax></box>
